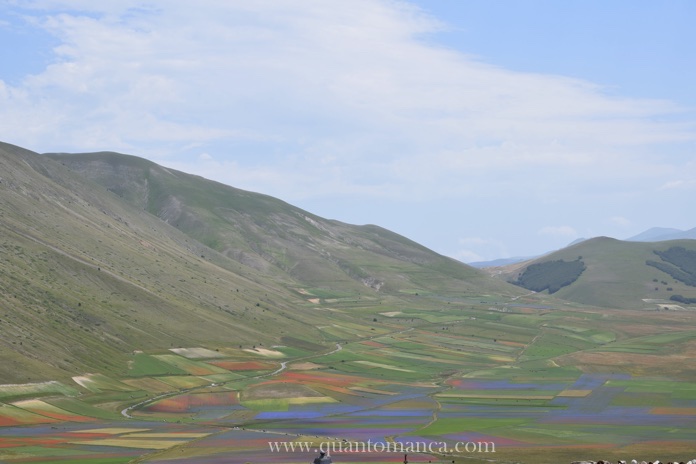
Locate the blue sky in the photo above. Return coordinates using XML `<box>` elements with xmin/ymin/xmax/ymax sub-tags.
<box><xmin>1</xmin><ymin>1</ymin><xmax>695</xmax><ymax>262</ymax></box>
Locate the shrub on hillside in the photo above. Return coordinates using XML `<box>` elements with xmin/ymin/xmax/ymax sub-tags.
<box><xmin>670</xmin><ymin>294</ymin><xmax>696</xmax><ymax>304</ymax></box>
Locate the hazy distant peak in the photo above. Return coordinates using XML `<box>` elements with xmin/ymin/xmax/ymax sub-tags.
<box><xmin>626</xmin><ymin>227</ymin><xmax>696</xmax><ymax>242</ymax></box>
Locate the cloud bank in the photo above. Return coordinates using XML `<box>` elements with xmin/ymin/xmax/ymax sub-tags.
<box><xmin>1</xmin><ymin>0</ymin><xmax>694</xmax><ymax>259</ymax></box>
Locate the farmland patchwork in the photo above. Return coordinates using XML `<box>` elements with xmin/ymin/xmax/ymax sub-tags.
<box><xmin>2</xmin><ymin>300</ymin><xmax>696</xmax><ymax>463</ymax></box>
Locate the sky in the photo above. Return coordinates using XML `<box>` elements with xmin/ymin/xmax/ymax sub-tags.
<box><xmin>1</xmin><ymin>0</ymin><xmax>695</xmax><ymax>263</ymax></box>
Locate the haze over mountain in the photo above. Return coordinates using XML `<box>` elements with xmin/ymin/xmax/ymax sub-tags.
<box><xmin>626</xmin><ymin>227</ymin><xmax>696</xmax><ymax>242</ymax></box>
<box><xmin>0</xmin><ymin>141</ymin><xmax>520</xmax><ymax>383</ymax></box>
<box><xmin>468</xmin><ymin>256</ymin><xmax>540</xmax><ymax>269</ymax></box>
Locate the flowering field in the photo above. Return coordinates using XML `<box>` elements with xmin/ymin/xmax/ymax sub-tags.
<box><xmin>3</xmin><ymin>303</ymin><xmax>696</xmax><ymax>463</ymax></box>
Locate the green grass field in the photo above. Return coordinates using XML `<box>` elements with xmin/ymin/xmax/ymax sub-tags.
<box><xmin>3</xmin><ymin>294</ymin><xmax>696</xmax><ymax>463</ymax></box>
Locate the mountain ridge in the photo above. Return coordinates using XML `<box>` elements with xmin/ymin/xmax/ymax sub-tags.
<box><xmin>626</xmin><ymin>226</ymin><xmax>696</xmax><ymax>242</ymax></box>
<box><xmin>1</xmin><ymin>141</ymin><xmax>521</xmax><ymax>383</ymax></box>
<box><xmin>45</xmin><ymin>149</ymin><xmax>501</xmax><ymax>295</ymax></box>
<box><xmin>471</xmin><ymin>228</ymin><xmax>695</xmax><ymax>268</ymax></box>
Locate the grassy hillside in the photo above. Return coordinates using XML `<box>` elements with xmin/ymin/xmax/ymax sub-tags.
<box><xmin>502</xmin><ymin>237</ymin><xmax>696</xmax><ymax>309</ymax></box>
<box><xmin>46</xmin><ymin>150</ymin><xmax>513</xmax><ymax>297</ymax></box>
<box><xmin>0</xmin><ymin>143</ymin><xmax>340</xmax><ymax>382</ymax></box>
<box><xmin>1</xmin><ymin>142</ymin><xmax>521</xmax><ymax>383</ymax></box>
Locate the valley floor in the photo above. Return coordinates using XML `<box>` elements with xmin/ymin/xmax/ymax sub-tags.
<box><xmin>2</xmin><ymin>294</ymin><xmax>696</xmax><ymax>464</ymax></box>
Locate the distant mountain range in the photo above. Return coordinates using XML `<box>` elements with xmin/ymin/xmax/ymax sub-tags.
<box><xmin>626</xmin><ymin>226</ymin><xmax>696</xmax><ymax>242</ymax></box>
<box><xmin>470</xmin><ymin>227</ymin><xmax>696</xmax><ymax>268</ymax></box>
<box><xmin>469</xmin><ymin>256</ymin><xmax>539</xmax><ymax>268</ymax></box>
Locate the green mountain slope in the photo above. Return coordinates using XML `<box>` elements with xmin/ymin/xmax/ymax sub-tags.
<box><xmin>501</xmin><ymin>236</ymin><xmax>696</xmax><ymax>309</ymax></box>
<box><xmin>1</xmin><ymin>142</ymin><xmax>521</xmax><ymax>383</ymax></box>
<box><xmin>1</xmin><ymin>142</ymin><xmax>339</xmax><ymax>383</ymax></box>
<box><xmin>46</xmin><ymin>150</ymin><xmax>510</xmax><ymax>296</ymax></box>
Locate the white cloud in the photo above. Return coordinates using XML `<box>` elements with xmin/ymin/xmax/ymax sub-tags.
<box><xmin>1</xmin><ymin>1</ymin><xmax>695</xmax><ymax>260</ymax></box>
<box><xmin>452</xmin><ymin>237</ymin><xmax>510</xmax><ymax>263</ymax></box>
<box><xmin>453</xmin><ymin>249</ymin><xmax>485</xmax><ymax>264</ymax></box>
<box><xmin>2</xmin><ymin>1</ymin><xmax>693</xmax><ymax>166</ymax></box>
<box><xmin>609</xmin><ymin>216</ymin><xmax>632</xmax><ymax>227</ymax></box>
<box><xmin>659</xmin><ymin>179</ymin><xmax>696</xmax><ymax>191</ymax></box>
<box><xmin>538</xmin><ymin>226</ymin><xmax>578</xmax><ymax>238</ymax></box>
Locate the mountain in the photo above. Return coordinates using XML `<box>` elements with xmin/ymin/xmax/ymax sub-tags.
<box><xmin>45</xmin><ymin>150</ymin><xmax>510</xmax><ymax>296</ymax></box>
<box><xmin>0</xmin><ymin>142</ymin><xmax>521</xmax><ymax>383</ymax></box>
<box><xmin>469</xmin><ymin>239</ymin><xmax>583</xmax><ymax>269</ymax></box>
<box><xmin>8</xmin><ymin>142</ymin><xmax>696</xmax><ymax>462</ymax></box>
<box><xmin>468</xmin><ymin>256</ymin><xmax>536</xmax><ymax>268</ymax></box>
<box><xmin>496</xmin><ymin>236</ymin><xmax>696</xmax><ymax>309</ymax></box>
<box><xmin>475</xmin><ymin>231</ymin><xmax>693</xmax><ymax>271</ymax></box>
<box><xmin>627</xmin><ymin>226</ymin><xmax>696</xmax><ymax>242</ymax></box>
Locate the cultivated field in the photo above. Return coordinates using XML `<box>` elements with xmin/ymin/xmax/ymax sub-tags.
<box><xmin>1</xmin><ymin>293</ymin><xmax>696</xmax><ymax>463</ymax></box>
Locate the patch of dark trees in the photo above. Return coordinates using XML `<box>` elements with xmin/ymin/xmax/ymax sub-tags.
<box><xmin>512</xmin><ymin>258</ymin><xmax>586</xmax><ymax>294</ymax></box>
<box><xmin>670</xmin><ymin>294</ymin><xmax>696</xmax><ymax>304</ymax></box>
<box><xmin>646</xmin><ymin>246</ymin><xmax>696</xmax><ymax>287</ymax></box>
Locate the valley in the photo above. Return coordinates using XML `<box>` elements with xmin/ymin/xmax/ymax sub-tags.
<box><xmin>1</xmin><ymin>142</ymin><xmax>696</xmax><ymax>463</ymax></box>
<box><xmin>3</xmin><ymin>291</ymin><xmax>696</xmax><ymax>463</ymax></box>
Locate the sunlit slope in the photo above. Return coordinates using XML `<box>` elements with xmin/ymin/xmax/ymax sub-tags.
<box><xmin>2</xmin><ymin>141</ymin><xmax>522</xmax><ymax>383</ymax></box>
<box><xmin>47</xmin><ymin>151</ymin><xmax>516</xmax><ymax>297</ymax></box>
<box><xmin>503</xmin><ymin>237</ymin><xmax>696</xmax><ymax>309</ymax></box>
<box><xmin>0</xmin><ymin>143</ymin><xmax>343</xmax><ymax>382</ymax></box>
